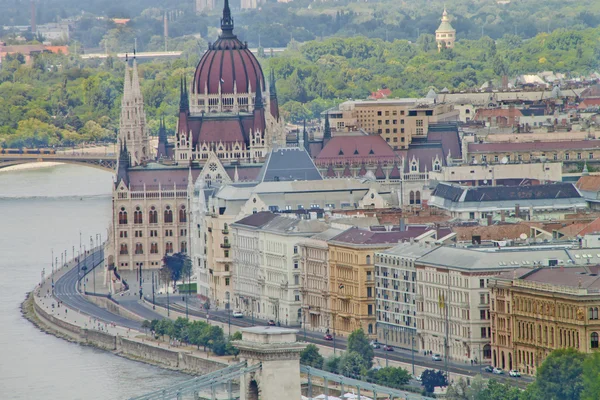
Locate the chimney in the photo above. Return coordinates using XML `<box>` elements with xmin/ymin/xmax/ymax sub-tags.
<box><xmin>487</xmin><ymin>214</ymin><xmax>493</xmax><ymax>226</ymax></box>
<box><xmin>500</xmin><ymin>210</ymin><xmax>506</xmax><ymax>222</ymax></box>
<box><xmin>399</xmin><ymin>217</ymin><xmax>406</xmax><ymax>232</ymax></box>
<box><xmin>515</xmin><ymin>204</ymin><xmax>520</xmax><ymax>217</ymax></box>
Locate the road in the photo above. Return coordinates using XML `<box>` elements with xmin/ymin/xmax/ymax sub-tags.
<box><xmin>52</xmin><ymin>256</ymin><xmax>533</xmax><ymax>388</ymax></box>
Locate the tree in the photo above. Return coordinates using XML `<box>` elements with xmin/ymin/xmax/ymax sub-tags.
<box><xmin>339</xmin><ymin>351</ymin><xmax>367</xmax><ymax>379</ymax></box>
<box><xmin>532</xmin><ymin>348</ymin><xmax>585</xmax><ymax>400</ymax></box>
<box><xmin>420</xmin><ymin>369</ymin><xmax>447</xmax><ymax>394</ymax></box>
<box><xmin>446</xmin><ymin>377</ymin><xmax>469</xmax><ymax>400</ymax></box>
<box><xmin>324</xmin><ymin>355</ymin><xmax>341</xmax><ymax>374</ymax></box>
<box><xmin>367</xmin><ymin>366</ymin><xmax>411</xmax><ymax>388</ymax></box>
<box><xmin>300</xmin><ymin>344</ymin><xmax>324</xmax><ymax>368</ymax></box>
<box><xmin>162</xmin><ymin>253</ymin><xmax>192</xmax><ymax>284</ymax></box>
<box><xmin>581</xmin><ymin>351</ymin><xmax>600</xmax><ymax>400</ymax></box>
<box><xmin>141</xmin><ymin>320</ymin><xmax>151</xmax><ymax>335</ymax></box>
<box><xmin>347</xmin><ymin>328</ymin><xmax>374</xmax><ymax>369</ymax></box>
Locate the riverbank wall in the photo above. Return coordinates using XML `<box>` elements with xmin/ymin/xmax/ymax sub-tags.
<box><xmin>24</xmin><ymin>292</ymin><xmax>227</xmax><ymax>375</ymax></box>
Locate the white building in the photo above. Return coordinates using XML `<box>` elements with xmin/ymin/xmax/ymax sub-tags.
<box><xmin>375</xmin><ymin>241</ymin><xmax>439</xmax><ymax>351</ymax></box>
<box><xmin>231</xmin><ymin>212</ymin><xmax>328</xmax><ymax>325</ymax></box>
<box><xmin>189</xmin><ymin>174</ymin><xmax>210</xmax><ymax>299</ymax></box>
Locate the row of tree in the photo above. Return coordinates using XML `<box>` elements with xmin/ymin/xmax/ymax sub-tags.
<box><xmin>141</xmin><ymin>317</ymin><xmax>241</xmax><ymax>357</ymax></box>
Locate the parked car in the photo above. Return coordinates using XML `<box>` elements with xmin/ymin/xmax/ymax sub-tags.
<box><xmin>232</xmin><ymin>311</ymin><xmax>244</xmax><ymax>318</ymax></box>
<box><xmin>370</xmin><ymin>341</ymin><xmax>381</xmax><ymax>349</ymax></box>
<box><xmin>493</xmin><ymin>367</ymin><xmax>504</xmax><ymax>375</ymax></box>
<box><xmin>483</xmin><ymin>366</ymin><xmax>494</xmax><ymax>373</ymax></box>
<box><xmin>324</xmin><ymin>334</ymin><xmax>333</xmax><ymax>341</ymax></box>
<box><xmin>432</xmin><ymin>354</ymin><xmax>442</xmax><ymax>361</ymax></box>
<box><xmin>267</xmin><ymin>320</ymin><xmax>276</xmax><ymax>326</ymax></box>
<box><xmin>509</xmin><ymin>369</ymin><xmax>521</xmax><ymax>377</ymax></box>
<box><xmin>383</xmin><ymin>345</ymin><xmax>394</xmax><ymax>351</ymax></box>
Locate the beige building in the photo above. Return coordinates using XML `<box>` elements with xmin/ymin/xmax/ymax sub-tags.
<box><xmin>325</xmin><ymin>99</ymin><xmax>459</xmax><ymax>149</ymax></box>
<box><xmin>299</xmin><ymin>228</ymin><xmax>344</xmax><ymax>332</ymax></box>
<box><xmin>435</xmin><ymin>9</ymin><xmax>456</xmax><ymax>51</ymax></box>
<box><xmin>428</xmin><ymin>162</ymin><xmax>563</xmax><ymax>186</ymax></box>
<box><xmin>490</xmin><ymin>266</ymin><xmax>600</xmax><ymax>375</ymax></box>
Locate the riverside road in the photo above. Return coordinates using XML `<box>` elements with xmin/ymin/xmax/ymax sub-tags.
<box><xmin>53</xmin><ymin>249</ymin><xmax>533</xmax><ymax>389</ymax></box>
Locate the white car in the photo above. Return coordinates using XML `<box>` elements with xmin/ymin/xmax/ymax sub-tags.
<box><xmin>509</xmin><ymin>369</ymin><xmax>521</xmax><ymax>377</ymax></box>
<box><xmin>432</xmin><ymin>354</ymin><xmax>442</xmax><ymax>361</ymax></box>
<box><xmin>232</xmin><ymin>311</ymin><xmax>243</xmax><ymax>318</ymax></box>
<box><xmin>493</xmin><ymin>367</ymin><xmax>504</xmax><ymax>375</ymax></box>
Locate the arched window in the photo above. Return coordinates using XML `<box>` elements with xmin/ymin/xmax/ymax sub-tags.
<box><xmin>150</xmin><ymin>243</ymin><xmax>159</xmax><ymax>254</ymax></box>
<box><xmin>368</xmin><ymin>324</ymin><xmax>373</xmax><ymax>334</ymax></box>
<box><xmin>179</xmin><ymin>205</ymin><xmax>187</xmax><ymax>223</ymax></box>
<box><xmin>134</xmin><ymin>206</ymin><xmax>143</xmax><ymax>224</ymax></box>
<box><xmin>366</xmin><ymin>255</ymin><xmax>371</xmax><ymax>265</ymax></box>
<box><xmin>409</xmin><ymin>191</ymin><xmax>415</xmax><ymax>205</ymax></box>
<box><xmin>415</xmin><ymin>191</ymin><xmax>421</xmax><ymax>205</ymax></box>
<box><xmin>589</xmin><ymin>308</ymin><xmax>594</xmax><ymax>320</ymax></box>
<box><xmin>592</xmin><ymin>332</ymin><xmax>599</xmax><ymax>349</ymax></box>
<box><xmin>166</xmin><ymin>242</ymin><xmax>173</xmax><ymax>254</ymax></box>
<box><xmin>149</xmin><ymin>206</ymin><xmax>158</xmax><ymax>224</ymax></box>
<box><xmin>180</xmin><ymin>241</ymin><xmax>187</xmax><ymax>253</ymax></box>
<box><xmin>164</xmin><ymin>206</ymin><xmax>173</xmax><ymax>223</ymax></box>
<box><xmin>594</xmin><ymin>308</ymin><xmax>599</xmax><ymax>320</ymax></box>
<box><xmin>119</xmin><ymin>207</ymin><xmax>128</xmax><ymax>224</ymax></box>
<box><xmin>215</xmin><ymin>174</ymin><xmax>222</xmax><ymax>183</ymax></box>
<box><xmin>119</xmin><ymin>243</ymin><xmax>128</xmax><ymax>255</ymax></box>
<box><xmin>134</xmin><ymin>243</ymin><xmax>142</xmax><ymax>255</ymax></box>
<box><xmin>297</xmin><ymin>308</ymin><xmax>302</xmax><ymax>321</ymax></box>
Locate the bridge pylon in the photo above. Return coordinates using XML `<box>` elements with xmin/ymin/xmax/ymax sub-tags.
<box><xmin>235</xmin><ymin>327</ymin><xmax>306</xmax><ymax>400</ymax></box>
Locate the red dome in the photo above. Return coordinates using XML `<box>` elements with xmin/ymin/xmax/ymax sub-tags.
<box><xmin>193</xmin><ymin>37</ymin><xmax>265</xmax><ymax>95</ymax></box>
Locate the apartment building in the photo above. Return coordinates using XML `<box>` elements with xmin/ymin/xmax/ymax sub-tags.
<box><xmin>231</xmin><ymin>212</ymin><xmax>328</xmax><ymax>325</ymax></box>
<box><xmin>325</xmin><ymin>98</ymin><xmax>459</xmax><ymax>149</ymax></box>
<box><xmin>374</xmin><ymin>242</ymin><xmax>438</xmax><ymax>351</ymax></box>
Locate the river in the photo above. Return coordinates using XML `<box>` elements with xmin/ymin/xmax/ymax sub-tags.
<box><xmin>0</xmin><ymin>164</ymin><xmax>187</xmax><ymax>400</ymax></box>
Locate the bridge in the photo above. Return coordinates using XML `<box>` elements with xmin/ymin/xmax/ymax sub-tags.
<box><xmin>0</xmin><ymin>153</ymin><xmax>118</xmax><ymax>172</ymax></box>
<box><xmin>80</xmin><ymin>47</ymin><xmax>287</xmax><ymax>61</ymax></box>
<box><xmin>130</xmin><ymin>326</ymin><xmax>436</xmax><ymax>400</ymax></box>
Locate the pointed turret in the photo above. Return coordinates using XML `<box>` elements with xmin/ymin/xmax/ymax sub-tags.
<box><xmin>269</xmin><ymin>69</ymin><xmax>280</xmax><ymax>121</ymax></box>
<box><xmin>254</xmin><ymin>76</ymin><xmax>264</xmax><ymax>110</ymax></box>
<box><xmin>323</xmin><ymin>112</ymin><xmax>331</xmax><ymax>146</ymax></box>
<box><xmin>157</xmin><ymin>117</ymin><xmax>169</xmax><ymax>160</ymax></box>
<box><xmin>252</xmin><ymin>77</ymin><xmax>266</xmax><ymax>135</ymax></box>
<box><xmin>179</xmin><ymin>76</ymin><xmax>189</xmax><ymax>112</ymax></box>
<box><xmin>131</xmin><ymin>58</ymin><xmax>142</xmax><ymax>98</ymax></box>
<box><xmin>116</xmin><ymin>140</ymin><xmax>130</xmax><ymax>187</ymax></box>
<box><xmin>220</xmin><ymin>0</ymin><xmax>234</xmax><ymax>38</ymax></box>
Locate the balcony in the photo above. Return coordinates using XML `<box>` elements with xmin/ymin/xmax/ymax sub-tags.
<box><xmin>338</xmin><ymin>293</ymin><xmax>351</xmax><ymax>301</ymax></box>
<box><xmin>222</xmin><ymin>228</ymin><xmax>229</xmax><ymax>235</ymax></box>
<box><xmin>220</xmin><ymin>243</ymin><xmax>231</xmax><ymax>249</ymax></box>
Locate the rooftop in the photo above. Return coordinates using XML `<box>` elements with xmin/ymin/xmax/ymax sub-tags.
<box><xmin>257</xmin><ymin>147</ymin><xmax>322</xmax><ymax>182</ymax></box>
<box><xmin>329</xmin><ymin>226</ymin><xmax>434</xmax><ymax>246</ymax></box>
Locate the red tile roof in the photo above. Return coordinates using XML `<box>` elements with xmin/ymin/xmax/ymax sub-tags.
<box><xmin>576</xmin><ymin>175</ymin><xmax>600</xmax><ymax>192</ymax></box>
<box><xmin>315</xmin><ymin>135</ymin><xmax>397</xmax><ymax>165</ymax></box>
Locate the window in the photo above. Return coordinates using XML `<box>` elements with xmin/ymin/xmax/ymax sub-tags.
<box><xmin>366</xmin><ymin>255</ymin><xmax>371</xmax><ymax>265</ymax></box>
<box><xmin>165</xmin><ymin>242</ymin><xmax>173</xmax><ymax>254</ymax></box>
<box><xmin>480</xmin><ymin>310</ymin><xmax>487</xmax><ymax>320</ymax></box>
<box><xmin>480</xmin><ymin>293</ymin><xmax>486</xmax><ymax>304</ymax></box>
<box><xmin>480</xmin><ymin>279</ymin><xmax>485</xmax><ymax>288</ymax></box>
<box><xmin>135</xmin><ymin>243</ymin><xmax>143</xmax><ymax>255</ymax></box>
<box><xmin>165</xmin><ymin>229</ymin><xmax>173</xmax><ymax>237</ymax></box>
<box><xmin>135</xmin><ymin>230</ymin><xmax>142</xmax><ymax>238</ymax></box>
<box><xmin>481</xmin><ymin>327</ymin><xmax>487</xmax><ymax>338</ymax></box>
<box><xmin>119</xmin><ymin>243</ymin><xmax>128</xmax><ymax>255</ymax></box>
<box><xmin>180</xmin><ymin>241</ymin><xmax>187</xmax><ymax>253</ymax></box>
<box><xmin>149</xmin><ymin>206</ymin><xmax>158</xmax><ymax>224</ymax></box>
<box><xmin>294</xmin><ymin>262</ymin><xmax>299</xmax><ymax>269</ymax></box>
<box><xmin>294</xmin><ymin>275</ymin><xmax>299</xmax><ymax>285</ymax></box>
<box><xmin>368</xmin><ymin>305</ymin><xmax>373</xmax><ymax>315</ymax></box>
<box><xmin>553</xmin><ymin>153</ymin><xmax>558</xmax><ymax>161</ymax></box>
<box><xmin>175</xmin><ymin>206</ymin><xmax>185</xmax><ymax>224</ymax></box>
<box><xmin>416</xmin><ymin>119</ymin><xmax>423</xmax><ymax>127</ymax></box>
<box><xmin>590</xmin><ymin>153</ymin><xmax>594</xmax><ymax>160</ymax></box>
<box><xmin>119</xmin><ymin>207</ymin><xmax>128</xmax><ymax>224</ymax></box>
<box><xmin>180</xmin><ymin>229</ymin><xmax>187</xmax><ymax>236</ymax></box>
<box><xmin>119</xmin><ymin>231</ymin><xmax>128</xmax><ymax>238</ymax></box>
<box><xmin>416</xmin><ymin>128</ymin><xmax>424</xmax><ymax>135</ymax></box>
<box><xmin>225</xmin><ymin>278</ymin><xmax>230</xmax><ymax>286</ymax></box>
<box><xmin>367</xmin><ymin>287</ymin><xmax>372</xmax><ymax>298</ymax></box>
<box><xmin>224</xmin><ymin>250</ymin><xmax>230</xmax><ymax>258</ymax></box>
<box><xmin>164</xmin><ymin>206</ymin><xmax>173</xmax><ymax>223</ymax></box>
<box><xmin>150</xmin><ymin>230</ymin><xmax>157</xmax><ymax>237</ymax></box>
<box><xmin>565</xmin><ymin>153</ymin><xmax>570</xmax><ymax>160</ymax></box>
<box><xmin>150</xmin><ymin>243</ymin><xmax>159</xmax><ymax>254</ymax></box>
<box><xmin>294</xmin><ymin>246</ymin><xmax>298</xmax><ymax>254</ymax></box>
<box><xmin>134</xmin><ymin>207</ymin><xmax>143</xmax><ymax>224</ymax></box>
<box><xmin>592</xmin><ymin>332</ymin><xmax>599</xmax><ymax>349</ymax></box>
<box><xmin>494</xmin><ymin>155</ymin><xmax>499</xmax><ymax>162</ymax></box>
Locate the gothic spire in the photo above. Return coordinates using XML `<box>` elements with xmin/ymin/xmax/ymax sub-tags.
<box><xmin>220</xmin><ymin>0</ymin><xmax>234</xmax><ymax>37</ymax></box>
<box><xmin>323</xmin><ymin>112</ymin><xmax>331</xmax><ymax>140</ymax></box>
<box><xmin>122</xmin><ymin>61</ymin><xmax>132</xmax><ymax>101</ymax></box>
<box><xmin>254</xmin><ymin>77</ymin><xmax>263</xmax><ymax>110</ymax></box>
<box><xmin>131</xmin><ymin>58</ymin><xmax>142</xmax><ymax>98</ymax></box>
<box><xmin>179</xmin><ymin>76</ymin><xmax>189</xmax><ymax>112</ymax></box>
<box><xmin>303</xmin><ymin>119</ymin><xmax>310</xmax><ymax>153</ymax></box>
<box><xmin>117</xmin><ymin>139</ymin><xmax>130</xmax><ymax>186</ymax></box>
<box><xmin>269</xmin><ymin>69</ymin><xmax>277</xmax><ymax>98</ymax></box>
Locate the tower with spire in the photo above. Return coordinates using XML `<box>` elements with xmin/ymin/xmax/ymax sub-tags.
<box><xmin>119</xmin><ymin>55</ymin><xmax>150</xmax><ymax>166</ymax></box>
<box><xmin>435</xmin><ymin>8</ymin><xmax>456</xmax><ymax>51</ymax></box>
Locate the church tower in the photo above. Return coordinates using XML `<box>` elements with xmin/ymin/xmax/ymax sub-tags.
<box><xmin>435</xmin><ymin>8</ymin><xmax>456</xmax><ymax>51</ymax></box>
<box><xmin>119</xmin><ymin>56</ymin><xmax>150</xmax><ymax>166</ymax></box>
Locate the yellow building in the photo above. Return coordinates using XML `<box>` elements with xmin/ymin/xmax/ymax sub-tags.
<box><xmin>327</xmin><ymin>228</ymin><xmax>424</xmax><ymax>337</ymax></box>
<box><xmin>325</xmin><ymin>99</ymin><xmax>458</xmax><ymax>150</ymax></box>
<box><xmin>490</xmin><ymin>267</ymin><xmax>600</xmax><ymax>376</ymax></box>
<box><xmin>435</xmin><ymin>9</ymin><xmax>456</xmax><ymax>51</ymax></box>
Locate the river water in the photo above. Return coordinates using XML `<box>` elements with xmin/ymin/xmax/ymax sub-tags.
<box><xmin>0</xmin><ymin>164</ymin><xmax>187</xmax><ymax>400</ymax></box>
